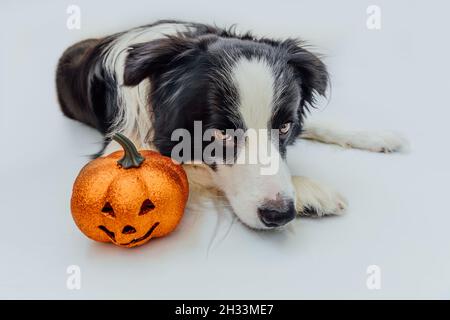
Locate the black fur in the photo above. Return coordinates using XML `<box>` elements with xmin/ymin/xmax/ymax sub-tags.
<box><xmin>56</xmin><ymin>20</ymin><xmax>328</xmax><ymax>163</ymax></box>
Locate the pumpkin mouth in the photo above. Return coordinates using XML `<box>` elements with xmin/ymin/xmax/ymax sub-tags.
<box><xmin>98</xmin><ymin>222</ymin><xmax>160</xmax><ymax>246</ymax></box>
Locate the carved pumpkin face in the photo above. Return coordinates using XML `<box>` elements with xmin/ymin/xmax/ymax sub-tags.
<box><xmin>71</xmin><ymin>134</ymin><xmax>188</xmax><ymax>248</ymax></box>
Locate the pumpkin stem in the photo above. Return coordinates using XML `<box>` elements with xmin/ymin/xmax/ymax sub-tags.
<box><xmin>112</xmin><ymin>133</ymin><xmax>145</xmax><ymax>168</ymax></box>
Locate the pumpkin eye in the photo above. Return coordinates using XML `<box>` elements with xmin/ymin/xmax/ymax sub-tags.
<box><xmin>101</xmin><ymin>202</ymin><xmax>115</xmax><ymax>218</ymax></box>
<box><xmin>139</xmin><ymin>199</ymin><xmax>155</xmax><ymax>216</ymax></box>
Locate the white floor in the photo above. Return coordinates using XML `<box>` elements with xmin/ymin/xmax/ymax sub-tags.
<box><xmin>1</xmin><ymin>0</ymin><xmax>449</xmax><ymax>299</ymax></box>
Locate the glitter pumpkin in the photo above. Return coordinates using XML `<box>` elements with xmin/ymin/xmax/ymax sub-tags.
<box><xmin>70</xmin><ymin>133</ymin><xmax>189</xmax><ymax>248</ymax></box>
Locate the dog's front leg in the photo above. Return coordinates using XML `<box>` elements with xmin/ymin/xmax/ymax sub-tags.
<box><xmin>292</xmin><ymin>176</ymin><xmax>347</xmax><ymax>217</ymax></box>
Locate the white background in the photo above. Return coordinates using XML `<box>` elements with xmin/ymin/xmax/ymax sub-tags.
<box><xmin>1</xmin><ymin>0</ymin><xmax>449</xmax><ymax>299</ymax></box>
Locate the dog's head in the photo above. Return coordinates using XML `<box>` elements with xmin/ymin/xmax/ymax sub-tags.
<box><xmin>123</xmin><ymin>33</ymin><xmax>328</xmax><ymax>229</ymax></box>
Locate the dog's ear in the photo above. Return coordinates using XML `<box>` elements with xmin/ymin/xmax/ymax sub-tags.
<box><xmin>282</xmin><ymin>39</ymin><xmax>329</xmax><ymax>106</ymax></box>
<box><xmin>124</xmin><ymin>35</ymin><xmax>215</xmax><ymax>86</ymax></box>
<box><xmin>124</xmin><ymin>36</ymin><xmax>196</xmax><ymax>86</ymax></box>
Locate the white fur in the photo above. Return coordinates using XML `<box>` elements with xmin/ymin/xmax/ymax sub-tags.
<box><xmin>232</xmin><ymin>57</ymin><xmax>274</xmax><ymax>129</ymax></box>
<box><xmin>301</xmin><ymin>120</ymin><xmax>409</xmax><ymax>153</ymax></box>
<box><xmin>212</xmin><ymin>142</ymin><xmax>295</xmax><ymax>229</ymax></box>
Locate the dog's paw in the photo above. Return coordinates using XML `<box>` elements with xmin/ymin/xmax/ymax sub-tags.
<box><xmin>299</xmin><ymin>191</ymin><xmax>347</xmax><ymax>217</ymax></box>
<box><xmin>342</xmin><ymin>131</ymin><xmax>409</xmax><ymax>153</ymax></box>
<box><xmin>292</xmin><ymin>176</ymin><xmax>347</xmax><ymax>217</ymax></box>
<box><xmin>301</xmin><ymin>121</ymin><xmax>409</xmax><ymax>153</ymax></box>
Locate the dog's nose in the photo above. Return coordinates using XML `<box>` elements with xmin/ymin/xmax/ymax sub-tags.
<box><xmin>122</xmin><ymin>225</ymin><xmax>136</xmax><ymax>234</ymax></box>
<box><xmin>258</xmin><ymin>200</ymin><xmax>296</xmax><ymax>227</ymax></box>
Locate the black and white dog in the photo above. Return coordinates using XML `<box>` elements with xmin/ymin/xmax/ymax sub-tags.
<box><xmin>57</xmin><ymin>20</ymin><xmax>406</xmax><ymax>230</ymax></box>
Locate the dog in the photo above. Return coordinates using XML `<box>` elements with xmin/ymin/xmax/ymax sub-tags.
<box><xmin>56</xmin><ymin>20</ymin><xmax>406</xmax><ymax>230</ymax></box>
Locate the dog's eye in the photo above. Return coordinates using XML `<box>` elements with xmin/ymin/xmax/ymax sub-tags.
<box><xmin>214</xmin><ymin>129</ymin><xmax>233</xmax><ymax>142</ymax></box>
<box><xmin>280</xmin><ymin>122</ymin><xmax>292</xmax><ymax>135</ymax></box>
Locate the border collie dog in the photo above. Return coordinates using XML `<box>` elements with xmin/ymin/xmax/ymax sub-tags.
<box><xmin>57</xmin><ymin>20</ymin><xmax>406</xmax><ymax>229</ymax></box>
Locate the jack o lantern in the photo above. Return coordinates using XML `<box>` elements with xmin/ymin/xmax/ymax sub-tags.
<box><xmin>71</xmin><ymin>133</ymin><xmax>188</xmax><ymax>248</ymax></box>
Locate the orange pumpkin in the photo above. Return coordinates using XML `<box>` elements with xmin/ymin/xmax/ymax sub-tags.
<box><xmin>71</xmin><ymin>133</ymin><xmax>189</xmax><ymax>248</ymax></box>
